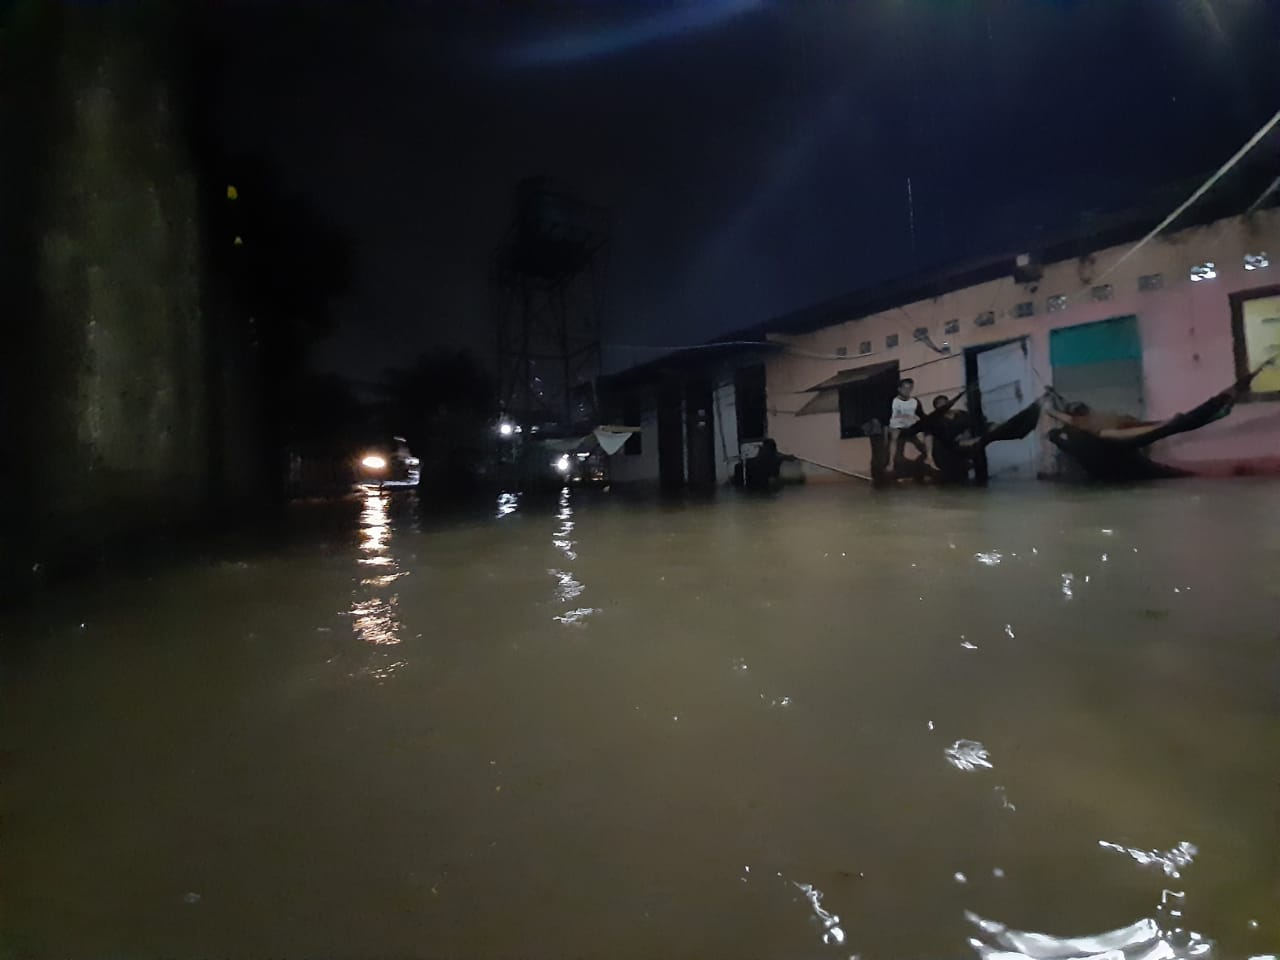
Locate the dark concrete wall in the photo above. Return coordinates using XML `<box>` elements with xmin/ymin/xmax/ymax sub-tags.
<box><xmin>0</xmin><ymin>3</ymin><xmax>264</xmax><ymax>592</ymax></box>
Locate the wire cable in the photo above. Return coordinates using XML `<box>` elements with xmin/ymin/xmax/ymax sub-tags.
<box><xmin>1079</xmin><ymin>106</ymin><xmax>1280</xmax><ymax>297</ymax></box>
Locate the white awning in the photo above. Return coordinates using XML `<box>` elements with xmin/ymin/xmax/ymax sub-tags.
<box><xmin>594</xmin><ymin>425</ymin><xmax>639</xmax><ymax>456</ymax></box>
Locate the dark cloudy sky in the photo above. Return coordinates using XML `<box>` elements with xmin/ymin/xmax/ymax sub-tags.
<box><xmin>211</xmin><ymin>0</ymin><xmax>1280</xmax><ymax>380</ymax></box>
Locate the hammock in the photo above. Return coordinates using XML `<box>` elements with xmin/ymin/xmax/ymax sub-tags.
<box><xmin>869</xmin><ymin>397</ymin><xmax>1043</xmax><ymax>486</ymax></box>
<box><xmin>1045</xmin><ymin>389</ymin><xmax>1236</xmax><ymax>450</ymax></box>
<box><xmin>1046</xmin><ymin>356</ymin><xmax>1276</xmax><ymax>480</ymax></box>
<box><xmin>905</xmin><ymin>389</ymin><xmax>1041</xmax><ymax>446</ymax></box>
<box><xmin>976</xmin><ymin>400</ymin><xmax>1042</xmax><ymax>447</ymax></box>
<box><xmin>1047</xmin><ymin>426</ymin><xmax>1190</xmax><ymax>482</ymax></box>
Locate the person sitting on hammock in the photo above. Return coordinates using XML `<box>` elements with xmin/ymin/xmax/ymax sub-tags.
<box><xmin>888</xmin><ymin>378</ymin><xmax>928</xmax><ymax>466</ymax></box>
<box><xmin>926</xmin><ymin>395</ymin><xmax>976</xmax><ymax>484</ymax></box>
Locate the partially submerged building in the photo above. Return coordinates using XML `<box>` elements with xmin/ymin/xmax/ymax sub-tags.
<box><xmin>765</xmin><ymin>206</ymin><xmax>1280</xmax><ymax>480</ymax></box>
<box><xmin>598</xmin><ymin>347</ymin><xmax>770</xmax><ymax>491</ymax></box>
<box><xmin>602</xmin><ymin>200</ymin><xmax>1280</xmax><ymax>486</ymax></box>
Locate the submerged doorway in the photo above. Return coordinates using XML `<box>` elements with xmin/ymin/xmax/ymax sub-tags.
<box><xmin>967</xmin><ymin>337</ymin><xmax>1037</xmax><ymax>480</ymax></box>
<box><xmin>684</xmin><ymin>377</ymin><xmax>716</xmax><ymax>490</ymax></box>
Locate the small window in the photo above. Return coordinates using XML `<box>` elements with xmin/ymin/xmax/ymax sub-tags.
<box><xmin>885</xmin><ymin>334</ymin><xmax>899</xmax><ymax>348</ymax></box>
<box><xmin>975</xmin><ymin>311</ymin><xmax>995</xmax><ymax>327</ymax></box>
<box><xmin>1138</xmin><ymin>273</ymin><xmax>1164</xmax><ymax>292</ymax></box>
<box><xmin>1014</xmin><ymin>301</ymin><xmax>1035</xmax><ymax>318</ymax></box>
<box><xmin>944</xmin><ymin>318</ymin><xmax>960</xmax><ymax>335</ymax></box>
<box><xmin>1244</xmin><ymin>253</ymin><xmax>1270</xmax><ymax>272</ymax></box>
<box><xmin>858</xmin><ymin>340</ymin><xmax>872</xmax><ymax>355</ymax></box>
<box><xmin>838</xmin><ymin>364</ymin><xmax>900</xmax><ymax>438</ymax></box>
<box><xmin>1232</xmin><ymin>291</ymin><xmax>1280</xmax><ymax>399</ymax></box>
<box><xmin>1047</xmin><ymin>294</ymin><xmax>1068</xmax><ymax>312</ymax></box>
<box><xmin>1091</xmin><ymin>284</ymin><xmax>1113</xmax><ymax>301</ymax></box>
<box><xmin>835</xmin><ymin>346</ymin><xmax>848</xmax><ymax>357</ymax></box>
<box><xmin>1189</xmin><ymin>262</ymin><xmax>1216</xmax><ymax>282</ymax></box>
<box><xmin>913</xmin><ymin>326</ymin><xmax>929</xmax><ymax>340</ymax></box>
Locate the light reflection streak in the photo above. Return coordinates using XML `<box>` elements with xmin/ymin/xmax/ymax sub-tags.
<box><xmin>554</xmin><ymin>607</ymin><xmax>598</xmax><ymax>625</ymax></box>
<box><xmin>351</xmin><ymin>596</ymin><xmax>402</xmax><ymax>646</ymax></box>
<box><xmin>793</xmin><ymin>881</ymin><xmax>846</xmax><ymax>947</ymax></box>
<box><xmin>550</xmin><ymin>486</ymin><xmax>595</xmax><ymax>625</ymax></box>
<box><xmin>505</xmin><ymin>0</ymin><xmax>762</xmax><ymax>67</ymax></box>
<box><xmin>1099</xmin><ymin>840</ymin><xmax>1198</xmax><ymax>879</ymax></box>
<box><xmin>970</xmin><ymin>839</ymin><xmax>1213</xmax><ymax>957</ymax></box>
<box><xmin>361</xmin><ymin>572</ymin><xmax>408</xmax><ymax>587</ymax></box>
<box><xmin>553</xmin><ymin>487</ymin><xmax>577</xmax><ymax>561</ymax></box>
<box><xmin>367</xmin><ymin>659</ymin><xmax>408</xmax><ymax>681</ymax></box>
<box><xmin>967</xmin><ymin>911</ymin><xmax>1211</xmax><ymax>959</ymax></box>
<box><xmin>496</xmin><ymin>491</ymin><xmax>520</xmax><ymax>518</ymax></box>
<box><xmin>945</xmin><ymin>740</ymin><xmax>992</xmax><ymax>771</ymax></box>
<box><xmin>360</xmin><ymin>492</ymin><xmax>391</xmax><ymax>553</ymax></box>
<box><xmin>550</xmin><ymin>569</ymin><xmax>584</xmax><ymax>602</ymax></box>
<box><xmin>347</xmin><ymin>487</ymin><xmax>407</xmax><ymax>676</ymax></box>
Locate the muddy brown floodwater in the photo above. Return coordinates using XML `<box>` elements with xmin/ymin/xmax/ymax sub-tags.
<box><xmin>2</xmin><ymin>481</ymin><xmax>1278</xmax><ymax>959</ymax></box>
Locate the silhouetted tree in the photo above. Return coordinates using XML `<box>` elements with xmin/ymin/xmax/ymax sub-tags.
<box><xmin>184</xmin><ymin>19</ymin><xmax>355</xmax><ymax>498</ymax></box>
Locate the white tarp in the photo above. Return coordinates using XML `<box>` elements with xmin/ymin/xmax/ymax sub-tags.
<box><xmin>536</xmin><ymin>427</ymin><xmax>638</xmax><ymax>456</ymax></box>
<box><xmin>594</xmin><ymin>426</ymin><xmax>639</xmax><ymax>456</ymax></box>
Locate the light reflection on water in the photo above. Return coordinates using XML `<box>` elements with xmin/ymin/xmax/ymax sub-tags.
<box><xmin>1099</xmin><ymin>839</ymin><xmax>1198</xmax><ymax>879</ymax></box>
<box><xmin>945</xmin><ymin>739</ymin><xmax>993</xmax><ymax>771</ymax></box>
<box><xmin>967</xmin><ymin>911</ymin><xmax>1214</xmax><ymax>959</ymax></box>
<box><xmin>496</xmin><ymin>491</ymin><xmax>520</xmax><ymax>518</ymax></box>
<box><xmin>793</xmin><ymin>880</ymin><xmax>846</xmax><ymax>946</ymax></box>
<box><xmin>2</xmin><ymin>482</ymin><xmax>1279</xmax><ymax>958</ymax></box>
<box><xmin>348</xmin><ymin>488</ymin><xmax>405</xmax><ymax>665</ymax></box>
<box><xmin>549</xmin><ymin>486</ymin><xmax>596</xmax><ymax>624</ymax></box>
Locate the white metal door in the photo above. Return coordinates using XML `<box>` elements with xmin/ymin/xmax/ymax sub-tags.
<box><xmin>975</xmin><ymin>339</ymin><xmax>1037</xmax><ymax>480</ymax></box>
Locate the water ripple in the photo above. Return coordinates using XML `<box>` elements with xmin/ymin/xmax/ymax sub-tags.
<box><xmin>1099</xmin><ymin>840</ymin><xmax>1198</xmax><ymax>879</ymax></box>
<box><xmin>967</xmin><ymin>911</ymin><xmax>1212</xmax><ymax>959</ymax></box>
<box><xmin>793</xmin><ymin>881</ymin><xmax>845</xmax><ymax>947</ymax></box>
<box><xmin>553</xmin><ymin>607</ymin><xmax>598</xmax><ymax>625</ymax></box>
<box><xmin>945</xmin><ymin>739</ymin><xmax>993</xmax><ymax>771</ymax></box>
<box><xmin>350</xmin><ymin>596</ymin><xmax>402</xmax><ymax>646</ymax></box>
<box><xmin>550</xmin><ymin>569</ymin><xmax>584</xmax><ymax>603</ymax></box>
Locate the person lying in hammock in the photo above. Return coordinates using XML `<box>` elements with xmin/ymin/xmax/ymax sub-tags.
<box><xmin>1042</xmin><ymin>397</ymin><xmax>1156</xmax><ymax>440</ymax></box>
<box><xmin>1042</xmin><ymin>355</ymin><xmax>1277</xmax><ymax>449</ymax></box>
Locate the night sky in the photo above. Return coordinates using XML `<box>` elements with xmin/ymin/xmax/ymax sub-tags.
<box><xmin>211</xmin><ymin>0</ymin><xmax>1280</xmax><ymax>381</ymax></box>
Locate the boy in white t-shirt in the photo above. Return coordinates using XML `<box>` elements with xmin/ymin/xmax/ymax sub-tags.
<box><xmin>888</xmin><ymin>377</ymin><xmax>927</xmax><ymax>463</ymax></box>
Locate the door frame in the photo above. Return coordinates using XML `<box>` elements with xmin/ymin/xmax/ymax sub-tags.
<box><xmin>963</xmin><ymin>336</ymin><xmax>1028</xmax><ymax>430</ymax></box>
<box><xmin>1230</xmin><ymin>284</ymin><xmax>1280</xmax><ymax>403</ymax></box>
<box><xmin>684</xmin><ymin>377</ymin><xmax>716</xmax><ymax>491</ymax></box>
<box><xmin>656</xmin><ymin>378</ymin><xmax>684</xmax><ymax>492</ymax></box>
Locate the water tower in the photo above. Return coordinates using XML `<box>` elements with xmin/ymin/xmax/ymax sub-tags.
<box><xmin>492</xmin><ymin>177</ymin><xmax>609</xmax><ymax>431</ymax></box>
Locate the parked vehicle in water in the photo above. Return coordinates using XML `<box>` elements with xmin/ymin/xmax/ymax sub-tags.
<box><xmin>356</xmin><ymin>437</ymin><xmax>420</xmax><ymax>488</ymax></box>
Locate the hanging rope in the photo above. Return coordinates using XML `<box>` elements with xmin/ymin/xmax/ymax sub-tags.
<box><xmin>606</xmin><ymin>105</ymin><xmax>1280</xmax><ymax>380</ymax></box>
<box><xmin>1079</xmin><ymin>106</ymin><xmax>1280</xmax><ymax>297</ymax></box>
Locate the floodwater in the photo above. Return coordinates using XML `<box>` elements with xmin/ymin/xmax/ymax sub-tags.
<box><xmin>2</xmin><ymin>481</ymin><xmax>1278</xmax><ymax>960</ymax></box>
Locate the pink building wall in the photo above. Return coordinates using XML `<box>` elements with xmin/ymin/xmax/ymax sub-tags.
<box><xmin>766</xmin><ymin>209</ymin><xmax>1280</xmax><ymax>480</ymax></box>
